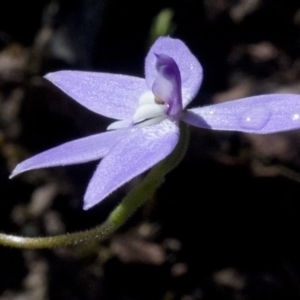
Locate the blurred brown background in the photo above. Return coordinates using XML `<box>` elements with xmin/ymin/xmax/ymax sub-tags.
<box><xmin>2</xmin><ymin>0</ymin><xmax>300</xmax><ymax>299</ymax></box>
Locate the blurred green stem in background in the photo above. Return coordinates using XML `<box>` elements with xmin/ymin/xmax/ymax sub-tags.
<box><xmin>148</xmin><ymin>8</ymin><xmax>175</xmax><ymax>45</ymax></box>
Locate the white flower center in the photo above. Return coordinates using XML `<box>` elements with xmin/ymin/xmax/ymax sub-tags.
<box><xmin>107</xmin><ymin>91</ymin><xmax>169</xmax><ymax>130</ymax></box>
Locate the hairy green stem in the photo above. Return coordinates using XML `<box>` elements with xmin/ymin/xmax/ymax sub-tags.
<box><xmin>0</xmin><ymin>122</ymin><xmax>189</xmax><ymax>249</ymax></box>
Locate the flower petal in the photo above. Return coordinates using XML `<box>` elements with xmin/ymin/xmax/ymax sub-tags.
<box><xmin>145</xmin><ymin>37</ymin><xmax>203</xmax><ymax>107</ymax></box>
<box><xmin>183</xmin><ymin>94</ymin><xmax>300</xmax><ymax>134</ymax></box>
<box><xmin>10</xmin><ymin>130</ymin><xmax>129</xmax><ymax>178</ymax></box>
<box><xmin>83</xmin><ymin>120</ymin><xmax>179</xmax><ymax>210</ymax></box>
<box><xmin>45</xmin><ymin>71</ymin><xmax>148</xmax><ymax>120</ymax></box>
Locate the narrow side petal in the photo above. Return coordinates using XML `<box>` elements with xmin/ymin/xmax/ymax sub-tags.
<box><xmin>145</xmin><ymin>37</ymin><xmax>203</xmax><ymax>107</ymax></box>
<box><xmin>45</xmin><ymin>71</ymin><xmax>148</xmax><ymax>120</ymax></box>
<box><xmin>184</xmin><ymin>94</ymin><xmax>300</xmax><ymax>134</ymax></box>
<box><xmin>83</xmin><ymin>120</ymin><xmax>179</xmax><ymax>210</ymax></box>
<box><xmin>10</xmin><ymin>130</ymin><xmax>129</xmax><ymax>178</ymax></box>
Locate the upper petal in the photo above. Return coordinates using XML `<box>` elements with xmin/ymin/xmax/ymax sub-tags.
<box><xmin>45</xmin><ymin>71</ymin><xmax>148</xmax><ymax>120</ymax></box>
<box><xmin>145</xmin><ymin>37</ymin><xmax>203</xmax><ymax>107</ymax></box>
<box><xmin>183</xmin><ymin>94</ymin><xmax>300</xmax><ymax>134</ymax></box>
<box><xmin>83</xmin><ymin>120</ymin><xmax>179</xmax><ymax>210</ymax></box>
<box><xmin>10</xmin><ymin>130</ymin><xmax>129</xmax><ymax>178</ymax></box>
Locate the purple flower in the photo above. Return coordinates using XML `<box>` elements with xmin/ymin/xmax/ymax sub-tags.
<box><xmin>10</xmin><ymin>37</ymin><xmax>300</xmax><ymax>210</ymax></box>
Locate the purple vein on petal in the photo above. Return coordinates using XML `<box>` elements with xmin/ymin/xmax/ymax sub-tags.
<box><xmin>83</xmin><ymin>120</ymin><xmax>179</xmax><ymax>210</ymax></box>
<box><xmin>10</xmin><ymin>130</ymin><xmax>130</xmax><ymax>178</ymax></box>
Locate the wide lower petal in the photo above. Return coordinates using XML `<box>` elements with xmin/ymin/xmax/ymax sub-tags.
<box><xmin>183</xmin><ymin>94</ymin><xmax>300</xmax><ymax>134</ymax></box>
<box><xmin>145</xmin><ymin>37</ymin><xmax>203</xmax><ymax>107</ymax></box>
<box><xmin>83</xmin><ymin>120</ymin><xmax>179</xmax><ymax>210</ymax></box>
<box><xmin>45</xmin><ymin>71</ymin><xmax>148</xmax><ymax>120</ymax></box>
<box><xmin>10</xmin><ymin>130</ymin><xmax>129</xmax><ymax>178</ymax></box>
